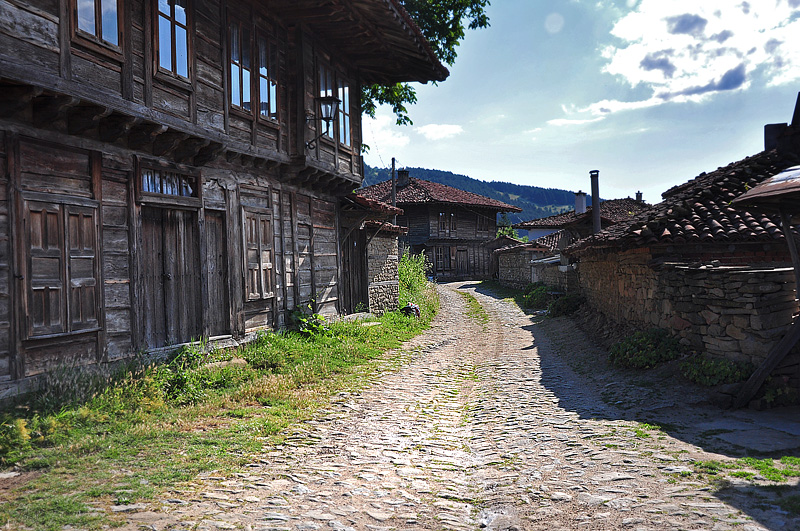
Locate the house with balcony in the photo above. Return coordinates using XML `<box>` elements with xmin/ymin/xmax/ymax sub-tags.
<box><xmin>356</xmin><ymin>171</ymin><xmax>521</xmax><ymax>280</ymax></box>
<box><xmin>0</xmin><ymin>0</ymin><xmax>446</xmax><ymax>394</ymax></box>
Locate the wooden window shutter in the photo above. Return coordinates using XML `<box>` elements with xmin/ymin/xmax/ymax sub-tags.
<box><xmin>26</xmin><ymin>201</ymin><xmax>66</xmax><ymax>337</ymax></box>
<box><xmin>66</xmin><ymin>205</ymin><xmax>99</xmax><ymax>330</ymax></box>
<box><xmin>244</xmin><ymin>210</ymin><xmax>273</xmax><ymax>301</ymax></box>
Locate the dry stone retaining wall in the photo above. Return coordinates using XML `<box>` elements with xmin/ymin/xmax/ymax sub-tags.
<box><xmin>498</xmin><ymin>252</ymin><xmax>533</xmax><ymax>289</ymax></box>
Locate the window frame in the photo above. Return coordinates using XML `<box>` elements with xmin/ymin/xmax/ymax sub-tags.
<box><xmin>315</xmin><ymin>58</ymin><xmax>352</xmax><ymax>150</ymax></box>
<box><xmin>227</xmin><ymin>15</ymin><xmax>281</xmax><ymax>124</ymax></box>
<box><xmin>135</xmin><ymin>158</ymin><xmax>202</xmax><ymax>209</ymax></box>
<box><xmin>477</xmin><ymin>211</ymin><xmax>489</xmax><ymax>233</ymax></box>
<box><xmin>154</xmin><ymin>0</ymin><xmax>192</xmax><ymax>82</ymax></box>
<box><xmin>256</xmin><ymin>28</ymin><xmax>279</xmax><ymax>123</ymax></box>
<box><xmin>438</xmin><ymin>209</ymin><xmax>457</xmax><ymax>236</ymax></box>
<box><xmin>21</xmin><ymin>194</ymin><xmax>101</xmax><ymax>341</ymax></box>
<box><xmin>71</xmin><ymin>0</ymin><xmax>123</xmax><ymax>58</ymax></box>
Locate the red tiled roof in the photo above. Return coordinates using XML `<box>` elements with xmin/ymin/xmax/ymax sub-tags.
<box><xmin>568</xmin><ymin>148</ymin><xmax>800</xmax><ymax>255</ymax></box>
<box><xmin>494</xmin><ymin>241</ymin><xmax>550</xmax><ymax>255</ymax></box>
<box><xmin>364</xmin><ymin>219</ymin><xmax>408</xmax><ymax>235</ymax></box>
<box><xmin>356</xmin><ymin>178</ymin><xmax>522</xmax><ymax>212</ymax></box>
<box><xmin>513</xmin><ymin>198</ymin><xmax>649</xmax><ymax>230</ymax></box>
<box><xmin>346</xmin><ymin>193</ymin><xmax>404</xmax><ymax>216</ymax></box>
<box><xmin>534</xmin><ymin>229</ymin><xmax>575</xmax><ymax>252</ymax></box>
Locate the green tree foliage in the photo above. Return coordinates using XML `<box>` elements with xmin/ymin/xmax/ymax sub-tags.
<box><xmin>362</xmin><ymin>0</ymin><xmax>491</xmax><ymax>125</ymax></box>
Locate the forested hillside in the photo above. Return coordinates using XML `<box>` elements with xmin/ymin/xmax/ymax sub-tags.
<box><xmin>361</xmin><ymin>165</ymin><xmax>582</xmax><ymax>224</ymax></box>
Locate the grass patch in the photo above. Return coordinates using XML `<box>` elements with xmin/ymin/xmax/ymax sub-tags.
<box><xmin>609</xmin><ymin>328</ymin><xmax>684</xmax><ymax>370</ymax></box>
<box><xmin>459</xmin><ymin>291</ymin><xmax>488</xmax><ymax>325</ymax></box>
<box><xmin>0</xmin><ymin>254</ymin><xmax>438</xmax><ymax>530</ymax></box>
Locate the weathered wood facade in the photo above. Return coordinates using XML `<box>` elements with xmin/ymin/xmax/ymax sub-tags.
<box><xmin>356</xmin><ymin>176</ymin><xmax>521</xmax><ymax>281</ymax></box>
<box><xmin>0</xmin><ymin>0</ymin><xmax>446</xmax><ymax>392</ymax></box>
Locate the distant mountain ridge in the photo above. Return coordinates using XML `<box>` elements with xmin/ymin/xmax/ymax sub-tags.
<box><xmin>361</xmin><ymin>165</ymin><xmax>583</xmax><ymax>224</ymax></box>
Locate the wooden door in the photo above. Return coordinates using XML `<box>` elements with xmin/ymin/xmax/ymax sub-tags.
<box><xmin>205</xmin><ymin>211</ymin><xmax>230</xmax><ymax>337</ymax></box>
<box><xmin>141</xmin><ymin>207</ymin><xmax>201</xmax><ymax>349</ymax></box>
<box><xmin>340</xmin><ymin>229</ymin><xmax>367</xmax><ymax>314</ymax></box>
<box><xmin>456</xmin><ymin>249</ymin><xmax>468</xmax><ymax>276</ymax></box>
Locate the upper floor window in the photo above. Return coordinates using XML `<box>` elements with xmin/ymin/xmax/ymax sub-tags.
<box><xmin>477</xmin><ymin>212</ymin><xmax>489</xmax><ymax>233</ymax></box>
<box><xmin>157</xmin><ymin>0</ymin><xmax>190</xmax><ymax>79</ymax></box>
<box><xmin>229</xmin><ymin>20</ymin><xmax>252</xmax><ymax>111</ymax></box>
<box><xmin>316</xmin><ymin>61</ymin><xmax>351</xmax><ymax>147</ymax></box>
<box><xmin>76</xmin><ymin>0</ymin><xmax>119</xmax><ymax>46</ymax></box>
<box><xmin>439</xmin><ymin>210</ymin><xmax>457</xmax><ymax>235</ymax></box>
<box><xmin>258</xmin><ymin>34</ymin><xmax>278</xmax><ymax>120</ymax></box>
<box><xmin>228</xmin><ymin>19</ymin><xmax>279</xmax><ymax>121</ymax></box>
<box><xmin>338</xmin><ymin>79</ymin><xmax>350</xmax><ymax>146</ymax></box>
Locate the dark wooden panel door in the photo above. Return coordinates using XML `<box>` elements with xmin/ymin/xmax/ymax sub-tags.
<box><xmin>205</xmin><ymin>211</ymin><xmax>230</xmax><ymax>337</ymax></box>
<box><xmin>340</xmin><ymin>230</ymin><xmax>367</xmax><ymax>314</ymax></box>
<box><xmin>456</xmin><ymin>249</ymin><xmax>468</xmax><ymax>276</ymax></box>
<box><xmin>141</xmin><ymin>207</ymin><xmax>201</xmax><ymax>349</ymax></box>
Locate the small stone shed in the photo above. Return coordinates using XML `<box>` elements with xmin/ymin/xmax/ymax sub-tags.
<box><xmin>565</xmin><ymin>123</ymin><xmax>800</xmax><ymax>398</ymax></box>
<box><xmin>495</xmin><ymin>241</ymin><xmax>550</xmax><ymax>289</ymax></box>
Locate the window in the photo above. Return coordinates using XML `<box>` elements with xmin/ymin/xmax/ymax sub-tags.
<box><xmin>76</xmin><ymin>0</ymin><xmax>119</xmax><ymax>46</ymax></box>
<box><xmin>439</xmin><ymin>210</ymin><xmax>456</xmax><ymax>235</ymax></box>
<box><xmin>229</xmin><ymin>20</ymin><xmax>252</xmax><ymax>111</ymax></box>
<box><xmin>157</xmin><ymin>0</ymin><xmax>189</xmax><ymax>79</ymax></box>
<box><xmin>477</xmin><ymin>212</ymin><xmax>489</xmax><ymax>233</ymax></box>
<box><xmin>258</xmin><ymin>33</ymin><xmax>278</xmax><ymax>120</ymax></box>
<box><xmin>141</xmin><ymin>167</ymin><xmax>198</xmax><ymax>198</ymax></box>
<box><xmin>23</xmin><ymin>200</ymin><xmax>99</xmax><ymax>338</ymax></box>
<box><xmin>338</xmin><ymin>79</ymin><xmax>350</xmax><ymax>146</ymax></box>
<box><xmin>434</xmin><ymin>246</ymin><xmax>451</xmax><ymax>272</ymax></box>
<box><xmin>244</xmin><ymin>211</ymin><xmax>273</xmax><ymax>301</ymax></box>
<box><xmin>316</xmin><ymin>61</ymin><xmax>350</xmax><ymax>146</ymax></box>
<box><xmin>318</xmin><ymin>63</ymin><xmax>334</xmax><ymax>140</ymax></box>
<box><xmin>228</xmin><ymin>20</ymin><xmax>279</xmax><ymax>121</ymax></box>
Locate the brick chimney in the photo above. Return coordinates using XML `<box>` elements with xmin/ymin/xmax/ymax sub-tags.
<box><xmin>574</xmin><ymin>190</ymin><xmax>587</xmax><ymax>214</ymax></box>
<box><xmin>590</xmin><ymin>170</ymin><xmax>601</xmax><ymax>234</ymax></box>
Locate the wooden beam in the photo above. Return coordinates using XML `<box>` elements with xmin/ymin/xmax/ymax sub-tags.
<box><xmin>68</xmin><ymin>104</ymin><xmax>112</xmax><ymax>135</ymax></box>
<box><xmin>174</xmin><ymin>137</ymin><xmax>210</xmax><ymax>163</ymax></box>
<box><xmin>128</xmin><ymin>123</ymin><xmax>167</xmax><ymax>149</ymax></box>
<box><xmin>194</xmin><ymin>141</ymin><xmax>225</xmax><ymax>166</ymax></box>
<box><xmin>98</xmin><ymin>114</ymin><xmax>141</xmax><ymax>143</ymax></box>
<box><xmin>0</xmin><ymin>85</ymin><xmax>43</xmax><ymax>117</ymax></box>
<box><xmin>32</xmin><ymin>95</ymin><xmax>80</xmax><ymax>127</ymax></box>
<box><xmin>780</xmin><ymin>208</ymin><xmax>800</xmax><ymax>294</ymax></box>
<box><xmin>151</xmin><ymin>131</ymin><xmax>188</xmax><ymax>157</ymax></box>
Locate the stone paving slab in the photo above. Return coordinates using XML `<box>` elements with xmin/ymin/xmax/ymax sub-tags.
<box><xmin>114</xmin><ymin>283</ymin><xmax>799</xmax><ymax>531</ymax></box>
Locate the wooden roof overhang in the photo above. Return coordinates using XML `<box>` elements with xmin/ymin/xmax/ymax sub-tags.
<box><xmin>270</xmin><ymin>0</ymin><xmax>449</xmax><ymax>84</ymax></box>
<box><xmin>0</xmin><ymin>75</ymin><xmax>360</xmax><ymax>195</ymax></box>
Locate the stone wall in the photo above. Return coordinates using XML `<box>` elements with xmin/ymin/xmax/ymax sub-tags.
<box><xmin>498</xmin><ymin>251</ymin><xmax>532</xmax><ymax>289</ymax></box>
<box><xmin>576</xmin><ymin>248</ymin><xmax>799</xmax><ymax>395</ymax></box>
<box><xmin>367</xmin><ymin>234</ymin><xmax>400</xmax><ymax>314</ymax></box>
<box><xmin>536</xmin><ymin>264</ymin><xmax>580</xmax><ymax>294</ymax></box>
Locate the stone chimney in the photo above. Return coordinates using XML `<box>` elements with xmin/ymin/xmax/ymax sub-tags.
<box><xmin>590</xmin><ymin>170</ymin><xmax>601</xmax><ymax>234</ymax></box>
<box><xmin>635</xmin><ymin>190</ymin><xmax>643</xmax><ymax>202</ymax></box>
<box><xmin>574</xmin><ymin>190</ymin><xmax>587</xmax><ymax>214</ymax></box>
<box><xmin>765</xmin><ymin>123</ymin><xmax>788</xmax><ymax>151</ymax></box>
<box><xmin>397</xmin><ymin>169</ymin><xmax>410</xmax><ymax>188</ymax></box>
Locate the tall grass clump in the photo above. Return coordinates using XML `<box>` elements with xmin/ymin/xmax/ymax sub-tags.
<box><xmin>398</xmin><ymin>250</ymin><xmax>438</xmax><ymax>319</ymax></box>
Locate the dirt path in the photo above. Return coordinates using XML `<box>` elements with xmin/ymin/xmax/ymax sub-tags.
<box><xmin>120</xmin><ymin>282</ymin><xmax>798</xmax><ymax>531</ymax></box>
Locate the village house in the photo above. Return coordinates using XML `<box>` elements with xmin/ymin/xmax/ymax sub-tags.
<box><xmin>0</xmin><ymin>0</ymin><xmax>447</xmax><ymax>394</ymax></box>
<box><xmin>497</xmin><ymin>193</ymin><xmax>648</xmax><ymax>291</ymax></box>
<box><xmin>356</xmin><ymin>171</ymin><xmax>522</xmax><ymax>280</ymax></box>
<box><xmin>564</xmin><ymin>100</ymin><xmax>800</xmax><ymax>403</ymax></box>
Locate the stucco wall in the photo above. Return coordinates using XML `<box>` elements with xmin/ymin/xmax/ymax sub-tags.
<box><xmin>367</xmin><ymin>234</ymin><xmax>400</xmax><ymax>314</ymax></box>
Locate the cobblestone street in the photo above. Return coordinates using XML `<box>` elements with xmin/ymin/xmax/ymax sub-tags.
<box><xmin>121</xmin><ymin>283</ymin><xmax>800</xmax><ymax>531</ymax></box>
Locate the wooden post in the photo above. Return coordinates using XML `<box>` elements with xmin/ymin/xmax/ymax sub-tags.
<box><xmin>732</xmin><ymin>207</ymin><xmax>800</xmax><ymax>408</ymax></box>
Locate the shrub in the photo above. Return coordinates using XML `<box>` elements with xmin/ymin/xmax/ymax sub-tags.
<box><xmin>547</xmin><ymin>295</ymin><xmax>584</xmax><ymax>317</ymax></box>
<box><xmin>399</xmin><ymin>251</ymin><xmax>438</xmax><ymax>319</ymax></box>
<box><xmin>609</xmin><ymin>328</ymin><xmax>684</xmax><ymax>369</ymax></box>
<box><xmin>681</xmin><ymin>355</ymin><xmax>754</xmax><ymax>387</ymax></box>
<box><xmin>522</xmin><ymin>285</ymin><xmax>548</xmax><ymax>308</ymax></box>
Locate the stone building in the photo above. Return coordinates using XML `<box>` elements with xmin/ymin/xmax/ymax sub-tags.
<box><xmin>565</xmin><ymin>103</ymin><xmax>800</xmax><ymax>400</ymax></box>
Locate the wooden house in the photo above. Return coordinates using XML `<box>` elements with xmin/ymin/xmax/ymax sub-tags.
<box><xmin>356</xmin><ymin>173</ymin><xmax>521</xmax><ymax>280</ymax></box>
<box><xmin>0</xmin><ymin>0</ymin><xmax>447</xmax><ymax>393</ymax></box>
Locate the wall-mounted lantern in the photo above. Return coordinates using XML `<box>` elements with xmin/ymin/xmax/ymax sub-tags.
<box><xmin>306</xmin><ymin>95</ymin><xmax>341</xmax><ymax>150</ymax></box>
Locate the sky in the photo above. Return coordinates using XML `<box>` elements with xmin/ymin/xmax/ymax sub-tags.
<box><xmin>362</xmin><ymin>0</ymin><xmax>800</xmax><ymax>207</ymax></box>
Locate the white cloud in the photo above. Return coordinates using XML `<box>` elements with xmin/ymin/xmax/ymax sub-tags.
<box><xmin>582</xmin><ymin>0</ymin><xmax>800</xmax><ymax>115</ymax></box>
<box><xmin>416</xmin><ymin>124</ymin><xmax>465</xmax><ymax>140</ymax></box>
<box><xmin>545</xmin><ymin>13</ymin><xmax>565</xmax><ymax>34</ymax></box>
<box><xmin>547</xmin><ymin>117</ymin><xmax>605</xmax><ymax>126</ymax></box>
<box><xmin>363</xmin><ymin>113</ymin><xmax>411</xmax><ymax>150</ymax></box>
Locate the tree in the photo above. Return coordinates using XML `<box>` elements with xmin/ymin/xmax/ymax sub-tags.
<box><xmin>496</xmin><ymin>212</ymin><xmax>519</xmax><ymax>239</ymax></box>
<box><xmin>362</xmin><ymin>0</ymin><xmax>491</xmax><ymax>126</ymax></box>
